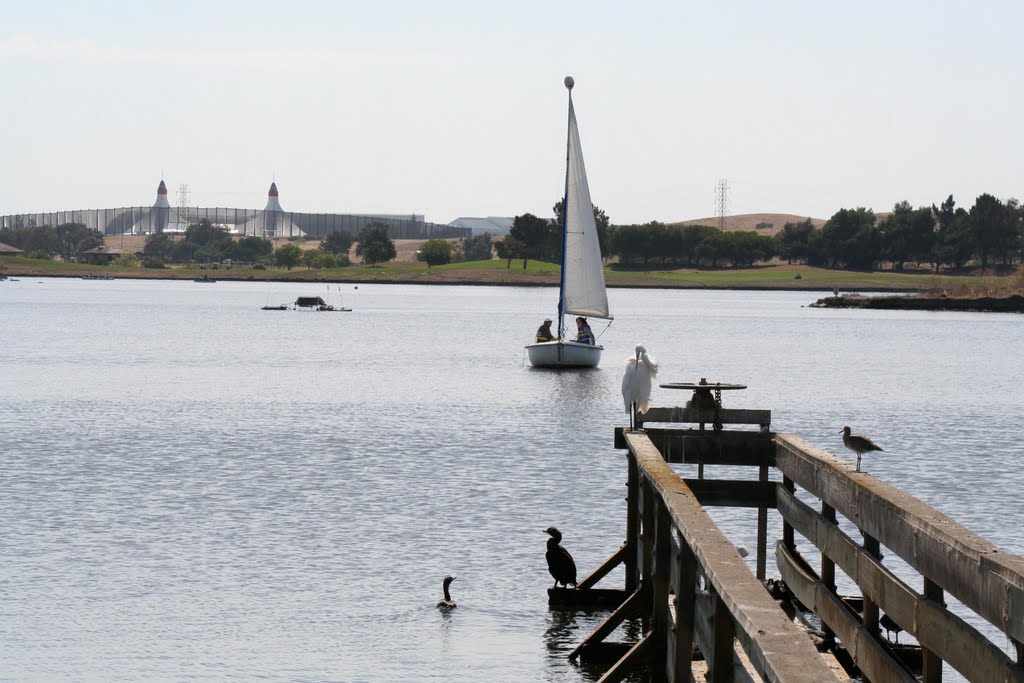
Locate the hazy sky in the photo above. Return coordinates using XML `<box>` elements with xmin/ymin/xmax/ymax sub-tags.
<box><xmin>2</xmin><ymin>1</ymin><xmax>1022</xmax><ymax>225</ymax></box>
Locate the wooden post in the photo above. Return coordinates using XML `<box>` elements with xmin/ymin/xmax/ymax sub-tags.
<box><xmin>673</xmin><ymin>536</ymin><xmax>698</xmax><ymax>683</ymax></box>
<box><xmin>782</xmin><ymin>476</ymin><xmax>795</xmax><ymax>551</ymax></box>
<box><xmin>651</xmin><ymin>503</ymin><xmax>671</xmax><ymax>683</ymax></box>
<box><xmin>642</xmin><ymin>478</ymin><xmax>656</xmax><ymax>594</ymax></box>
<box><xmin>709</xmin><ymin>589</ymin><xmax>736</xmax><ymax>682</ymax></box>
<box><xmin>922</xmin><ymin>577</ymin><xmax>943</xmax><ymax>683</ymax></box>
<box><xmin>626</xmin><ymin>453</ymin><xmax>640</xmax><ymax>593</ymax></box>
<box><xmin>756</xmin><ymin>462</ymin><xmax>768</xmax><ymax>580</ymax></box>
<box><xmin>821</xmin><ymin>502</ymin><xmax>837</xmax><ymax>642</ymax></box>
<box><xmin>821</xmin><ymin>503</ymin><xmax>836</xmax><ymax>591</ymax></box>
<box><xmin>862</xmin><ymin>532</ymin><xmax>880</xmax><ymax>637</ymax></box>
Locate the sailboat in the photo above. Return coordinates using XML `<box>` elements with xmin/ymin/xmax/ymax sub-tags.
<box><xmin>526</xmin><ymin>76</ymin><xmax>612</xmax><ymax>368</ymax></box>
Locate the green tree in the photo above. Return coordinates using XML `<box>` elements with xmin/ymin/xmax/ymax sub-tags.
<box><xmin>724</xmin><ymin>231</ymin><xmax>777</xmax><ymax>266</ymax></box>
<box><xmin>679</xmin><ymin>225</ymin><xmax>717</xmax><ymax>266</ymax></box>
<box><xmin>54</xmin><ymin>223</ymin><xmax>103</xmax><ymax>260</ymax></box>
<box><xmin>110</xmin><ymin>253</ymin><xmax>140</xmax><ymax>268</ymax></box>
<box><xmin>185</xmin><ymin>219</ymin><xmax>231</xmax><ymax>247</ymax></box>
<box><xmin>417</xmin><ymin>239</ymin><xmax>454</xmax><ymax>267</ymax></box>
<box><xmin>932</xmin><ymin>207</ymin><xmax>974</xmax><ymax>270</ymax></box>
<box><xmin>969</xmin><ymin>194</ymin><xmax>1019</xmax><ymax>267</ymax></box>
<box><xmin>301</xmin><ymin>249</ymin><xmax>319</xmax><ymax>269</ymax></box>
<box><xmin>821</xmin><ymin>208</ymin><xmax>879</xmax><ymax>268</ymax></box>
<box><xmin>320</xmin><ymin>230</ymin><xmax>355</xmax><ymax>256</ymax></box>
<box><xmin>879</xmin><ymin>201</ymin><xmax>936</xmax><ymax>270</ymax></box>
<box><xmin>507</xmin><ymin>213</ymin><xmax>557</xmax><ymax>268</ymax></box>
<box><xmin>778</xmin><ymin>219</ymin><xmax>816</xmax><ymax>264</ymax></box>
<box><xmin>274</xmin><ymin>243</ymin><xmax>302</xmax><ymax>270</ymax></box>
<box><xmin>460</xmin><ymin>233</ymin><xmax>493</xmax><ymax>262</ymax></box>
<box><xmin>355</xmin><ymin>223</ymin><xmax>397</xmax><ymax>265</ymax></box>
<box><xmin>144</xmin><ymin>232</ymin><xmax>177</xmax><ymax>260</ymax></box>
<box><xmin>494</xmin><ymin>236</ymin><xmax>527</xmax><ymax>269</ymax></box>
<box><xmin>225</xmin><ymin>236</ymin><xmax>273</xmax><ymax>263</ymax></box>
<box><xmin>694</xmin><ymin>231</ymin><xmax>729</xmax><ymax>267</ymax></box>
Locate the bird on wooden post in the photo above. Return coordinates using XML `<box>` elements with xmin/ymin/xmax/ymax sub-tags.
<box><xmin>622</xmin><ymin>345</ymin><xmax>658</xmax><ymax>429</ymax></box>
<box><xmin>545</xmin><ymin>527</ymin><xmax>578</xmax><ymax>589</ymax></box>
<box><xmin>841</xmin><ymin>426</ymin><xmax>883</xmax><ymax>472</ymax></box>
<box><xmin>436</xmin><ymin>575</ymin><xmax>458</xmax><ymax>610</ymax></box>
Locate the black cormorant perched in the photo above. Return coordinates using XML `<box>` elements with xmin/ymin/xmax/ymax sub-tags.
<box><xmin>436</xmin><ymin>575</ymin><xmax>457</xmax><ymax>610</ymax></box>
<box><xmin>545</xmin><ymin>527</ymin><xmax>578</xmax><ymax>588</ymax></box>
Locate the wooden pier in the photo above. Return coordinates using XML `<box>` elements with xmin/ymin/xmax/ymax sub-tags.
<box><xmin>555</xmin><ymin>398</ymin><xmax>1024</xmax><ymax>682</ymax></box>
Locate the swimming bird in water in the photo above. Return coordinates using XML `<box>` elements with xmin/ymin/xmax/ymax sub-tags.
<box><xmin>545</xmin><ymin>527</ymin><xmax>578</xmax><ymax>589</ymax></box>
<box><xmin>436</xmin><ymin>575</ymin><xmax>457</xmax><ymax>610</ymax></box>
<box><xmin>622</xmin><ymin>345</ymin><xmax>658</xmax><ymax>429</ymax></box>
<box><xmin>841</xmin><ymin>426</ymin><xmax>883</xmax><ymax>472</ymax></box>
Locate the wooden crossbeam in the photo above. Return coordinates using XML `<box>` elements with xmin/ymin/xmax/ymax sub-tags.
<box><xmin>775</xmin><ymin>433</ymin><xmax>1024</xmax><ymax>647</ymax></box>
<box><xmin>777</xmin><ymin>542</ymin><xmax>918</xmax><ymax>683</ymax></box>
<box><xmin>776</xmin><ymin>485</ymin><xmax>1024</xmax><ymax>682</ymax></box>
<box><xmin>569</xmin><ymin>589</ymin><xmax>644</xmax><ymax>662</ymax></box>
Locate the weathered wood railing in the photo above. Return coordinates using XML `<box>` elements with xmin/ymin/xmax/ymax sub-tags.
<box><xmin>567</xmin><ymin>407</ymin><xmax>1024</xmax><ymax>682</ymax></box>
<box><xmin>775</xmin><ymin>433</ymin><xmax>1024</xmax><ymax>683</ymax></box>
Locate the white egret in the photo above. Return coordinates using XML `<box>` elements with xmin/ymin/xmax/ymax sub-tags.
<box><xmin>622</xmin><ymin>345</ymin><xmax>658</xmax><ymax>429</ymax></box>
<box><xmin>840</xmin><ymin>426</ymin><xmax>883</xmax><ymax>472</ymax></box>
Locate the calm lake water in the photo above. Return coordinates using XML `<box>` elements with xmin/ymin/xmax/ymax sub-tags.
<box><xmin>1</xmin><ymin>278</ymin><xmax>1021</xmax><ymax>682</ymax></box>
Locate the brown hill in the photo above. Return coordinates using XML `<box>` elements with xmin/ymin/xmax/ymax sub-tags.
<box><xmin>672</xmin><ymin>213</ymin><xmax>826</xmax><ymax>235</ymax></box>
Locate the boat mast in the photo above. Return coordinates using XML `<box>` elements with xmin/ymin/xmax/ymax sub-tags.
<box><xmin>557</xmin><ymin>76</ymin><xmax>574</xmax><ymax>341</ymax></box>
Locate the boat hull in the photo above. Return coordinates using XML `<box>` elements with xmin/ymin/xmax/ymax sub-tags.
<box><xmin>526</xmin><ymin>341</ymin><xmax>602</xmax><ymax>368</ymax></box>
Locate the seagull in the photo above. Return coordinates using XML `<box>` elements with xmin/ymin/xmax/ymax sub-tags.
<box><xmin>545</xmin><ymin>527</ymin><xmax>578</xmax><ymax>589</ymax></box>
<box><xmin>841</xmin><ymin>426</ymin><xmax>883</xmax><ymax>472</ymax></box>
<box><xmin>622</xmin><ymin>345</ymin><xmax>658</xmax><ymax>429</ymax></box>
<box><xmin>436</xmin><ymin>575</ymin><xmax>458</xmax><ymax>610</ymax></box>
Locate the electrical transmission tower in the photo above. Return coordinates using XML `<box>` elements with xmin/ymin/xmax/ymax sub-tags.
<box><xmin>177</xmin><ymin>184</ymin><xmax>191</xmax><ymax>230</ymax></box>
<box><xmin>715</xmin><ymin>178</ymin><xmax>729</xmax><ymax>231</ymax></box>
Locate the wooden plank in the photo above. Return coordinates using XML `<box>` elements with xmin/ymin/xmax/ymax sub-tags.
<box><xmin>638</xmin><ymin>406</ymin><xmax>771</xmax><ymax>428</ymax></box>
<box><xmin>776</xmin><ymin>486</ymin><xmax>1023</xmax><ymax>683</ymax></box>
<box><xmin>652</xmin><ymin>505</ymin><xmax>672</xmax><ymax>683</ymax></box>
<box><xmin>775</xmin><ymin>433</ymin><xmax>1024</xmax><ymax>646</ymax></box>
<box><xmin>624</xmin><ymin>431</ymin><xmax>842</xmax><ymax>683</ymax></box>
<box><xmin>682</xmin><ymin>478</ymin><xmax>776</xmax><ymax>508</ymax></box>
<box><xmin>776</xmin><ymin>542</ymin><xmax>918</xmax><ymax>683</ymax></box>
<box><xmin>642</xmin><ymin>428</ymin><xmax>775</xmax><ymax>466</ymax></box>
<box><xmin>670</xmin><ymin>532</ymin><xmax>700</xmax><ymax>683</ymax></box>
<box><xmin>710</xmin><ymin>590</ymin><xmax>737</xmax><ymax>681</ymax></box>
<box><xmin>693</xmin><ymin>591</ymin><xmax>756</xmax><ymax>683</ymax></box>
<box><xmin>568</xmin><ymin>589</ymin><xmax>644</xmax><ymax>662</ymax></box>
<box><xmin>596</xmin><ymin>632</ymin><xmax>653</xmax><ymax>683</ymax></box>
<box><xmin>547</xmin><ymin>587</ymin><xmax>628</xmax><ymax>607</ymax></box>
<box><xmin>578</xmin><ymin>543</ymin><xmax>628</xmax><ymax>590</ymax></box>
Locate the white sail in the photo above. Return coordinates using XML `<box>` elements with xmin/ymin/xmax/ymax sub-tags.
<box><xmin>562</xmin><ymin>96</ymin><xmax>610</xmax><ymax>320</ymax></box>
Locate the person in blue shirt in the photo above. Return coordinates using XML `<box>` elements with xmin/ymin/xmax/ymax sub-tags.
<box><xmin>575</xmin><ymin>317</ymin><xmax>594</xmax><ymax>345</ymax></box>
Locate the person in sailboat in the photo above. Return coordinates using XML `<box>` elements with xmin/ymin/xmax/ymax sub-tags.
<box><xmin>536</xmin><ymin>317</ymin><xmax>557</xmax><ymax>342</ymax></box>
<box><xmin>575</xmin><ymin>317</ymin><xmax>595</xmax><ymax>345</ymax></box>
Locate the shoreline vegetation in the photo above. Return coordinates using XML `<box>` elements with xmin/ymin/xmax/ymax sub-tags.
<box><xmin>3</xmin><ymin>255</ymin><xmax>1022</xmax><ymax>308</ymax></box>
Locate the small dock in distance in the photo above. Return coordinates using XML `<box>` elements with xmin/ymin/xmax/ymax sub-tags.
<box><xmin>552</xmin><ymin>389</ymin><xmax>1024</xmax><ymax>682</ymax></box>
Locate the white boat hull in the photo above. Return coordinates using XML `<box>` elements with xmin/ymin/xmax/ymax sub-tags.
<box><xmin>526</xmin><ymin>341</ymin><xmax>603</xmax><ymax>368</ymax></box>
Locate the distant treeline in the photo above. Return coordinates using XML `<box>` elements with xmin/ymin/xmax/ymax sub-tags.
<box><xmin>499</xmin><ymin>194</ymin><xmax>1023</xmax><ymax>271</ymax></box>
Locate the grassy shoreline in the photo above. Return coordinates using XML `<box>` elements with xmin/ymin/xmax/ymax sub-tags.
<box><xmin>2</xmin><ymin>256</ymin><xmax>1021</xmax><ymax>294</ymax></box>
